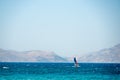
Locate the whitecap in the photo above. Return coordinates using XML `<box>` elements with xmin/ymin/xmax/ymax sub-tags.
<box><xmin>2</xmin><ymin>66</ymin><xmax>9</xmax><ymax>69</ymax></box>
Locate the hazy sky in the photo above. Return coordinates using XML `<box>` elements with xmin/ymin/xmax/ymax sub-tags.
<box><xmin>0</xmin><ymin>0</ymin><xmax>120</xmax><ymax>57</ymax></box>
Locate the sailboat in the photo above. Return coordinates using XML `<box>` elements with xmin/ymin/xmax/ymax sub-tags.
<box><xmin>74</xmin><ymin>57</ymin><xmax>79</xmax><ymax>67</ymax></box>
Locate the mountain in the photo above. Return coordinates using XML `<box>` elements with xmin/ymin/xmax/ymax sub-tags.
<box><xmin>67</xmin><ymin>44</ymin><xmax>120</xmax><ymax>63</ymax></box>
<box><xmin>0</xmin><ymin>44</ymin><xmax>120</xmax><ymax>63</ymax></box>
<box><xmin>0</xmin><ymin>49</ymin><xmax>67</xmax><ymax>62</ymax></box>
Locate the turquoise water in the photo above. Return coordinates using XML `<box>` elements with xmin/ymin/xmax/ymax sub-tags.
<box><xmin>0</xmin><ymin>63</ymin><xmax>120</xmax><ymax>80</ymax></box>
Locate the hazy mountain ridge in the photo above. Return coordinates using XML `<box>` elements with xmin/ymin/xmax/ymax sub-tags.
<box><xmin>0</xmin><ymin>49</ymin><xmax>67</xmax><ymax>62</ymax></box>
<box><xmin>0</xmin><ymin>44</ymin><xmax>120</xmax><ymax>63</ymax></box>
<box><xmin>68</xmin><ymin>44</ymin><xmax>120</xmax><ymax>63</ymax></box>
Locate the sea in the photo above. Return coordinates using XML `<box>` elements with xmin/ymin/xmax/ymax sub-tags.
<box><xmin>0</xmin><ymin>62</ymin><xmax>120</xmax><ymax>80</ymax></box>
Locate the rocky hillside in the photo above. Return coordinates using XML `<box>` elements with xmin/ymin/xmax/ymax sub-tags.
<box><xmin>0</xmin><ymin>44</ymin><xmax>120</xmax><ymax>63</ymax></box>
<box><xmin>67</xmin><ymin>44</ymin><xmax>120</xmax><ymax>63</ymax></box>
<box><xmin>0</xmin><ymin>49</ymin><xmax>67</xmax><ymax>62</ymax></box>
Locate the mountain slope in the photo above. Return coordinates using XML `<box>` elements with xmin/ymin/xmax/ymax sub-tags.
<box><xmin>0</xmin><ymin>44</ymin><xmax>120</xmax><ymax>63</ymax></box>
<box><xmin>0</xmin><ymin>49</ymin><xmax>67</xmax><ymax>62</ymax></box>
<box><xmin>68</xmin><ymin>44</ymin><xmax>120</xmax><ymax>63</ymax></box>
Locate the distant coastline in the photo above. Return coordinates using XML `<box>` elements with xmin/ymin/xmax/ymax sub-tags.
<box><xmin>0</xmin><ymin>44</ymin><xmax>120</xmax><ymax>63</ymax></box>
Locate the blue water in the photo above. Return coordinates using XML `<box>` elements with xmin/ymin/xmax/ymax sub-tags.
<box><xmin>0</xmin><ymin>63</ymin><xmax>120</xmax><ymax>80</ymax></box>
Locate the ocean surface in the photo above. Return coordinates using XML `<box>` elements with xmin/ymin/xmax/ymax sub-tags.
<box><xmin>0</xmin><ymin>63</ymin><xmax>120</xmax><ymax>80</ymax></box>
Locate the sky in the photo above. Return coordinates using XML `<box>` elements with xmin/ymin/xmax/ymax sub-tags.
<box><xmin>0</xmin><ymin>0</ymin><xmax>120</xmax><ymax>57</ymax></box>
